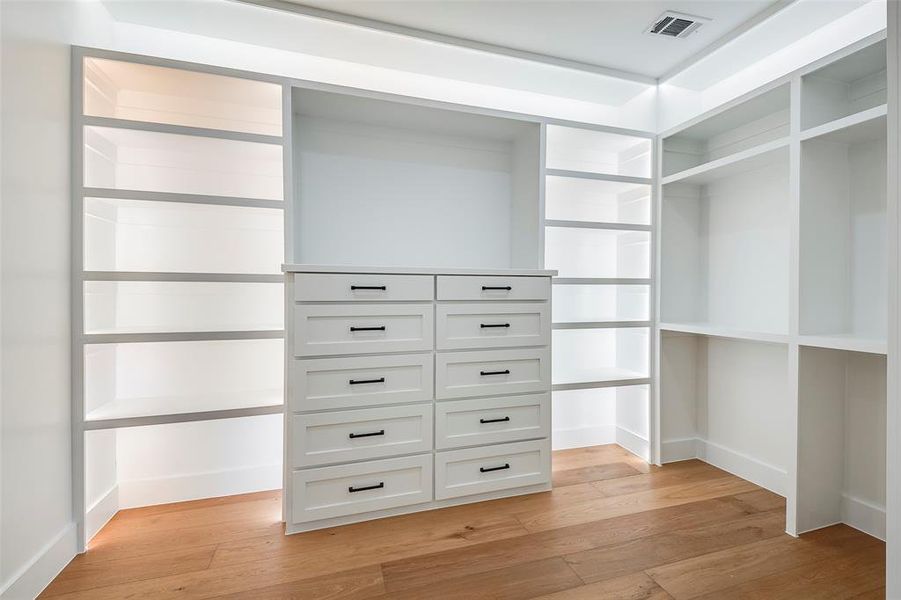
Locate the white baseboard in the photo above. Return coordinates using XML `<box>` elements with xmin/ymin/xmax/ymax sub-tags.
<box><xmin>842</xmin><ymin>494</ymin><xmax>886</xmax><ymax>541</ymax></box>
<box><xmin>118</xmin><ymin>464</ymin><xmax>282</xmax><ymax>509</ymax></box>
<box><xmin>660</xmin><ymin>437</ymin><xmax>787</xmax><ymax>496</ymax></box>
<box><xmin>661</xmin><ymin>437</ymin><xmax>700</xmax><ymax>462</ymax></box>
<box><xmin>0</xmin><ymin>524</ymin><xmax>76</xmax><ymax>600</ymax></box>
<box><xmin>615</xmin><ymin>426</ymin><xmax>650</xmax><ymax>461</ymax></box>
<box><xmin>86</xmin><ymin>484</ymin><xmax>119</xmax><ymax>543</ymax></box>
<box><xmin>700</xmin><ymin>439</ymin><xmax>787</xmax><ymax>496</ymax></box>
<box><xmin>552</xmin><ymin>424</ymin><xmax>615</xmax><ymax>450</ymax></box>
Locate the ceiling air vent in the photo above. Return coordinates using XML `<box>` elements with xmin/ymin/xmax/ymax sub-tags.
<box><xmin>646</xmin><ymin>11</ymin><xmax>709</xmax><ymax>39</ymax></box>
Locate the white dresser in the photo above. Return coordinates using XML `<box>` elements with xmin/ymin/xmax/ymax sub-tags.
<box><xmin>283</xmin><ymin>265</ymin><xmax>556</xmax><ymax>533</ymax></box>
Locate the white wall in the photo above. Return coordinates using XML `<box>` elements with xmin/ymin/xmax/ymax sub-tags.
<box><xmin>0</xmin><ymin>2</ymin><xmax>115</xmax><ymax>598</ymax></box>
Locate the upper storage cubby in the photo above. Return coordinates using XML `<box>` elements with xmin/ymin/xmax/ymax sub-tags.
<box><xmin>801</xmin><ymin>40</ymin><xmax>887</xmax><ymax>132</ymax></box>
<box><xmin>662</xmin><ymin>84</ymin><xmax>790</xmax><ymax>179</ymax></box>
<box><xmin>545</xmin><ymin>176</ymin><xmax>650</xmax><ymax>225</ymax></box>
<box><xmin>800</xmin><ymin>112</ymin><xmax>887</xmax><ymax>346</ymax></box>
<box><xmin>83</xmin><ymin>57</ymin><xmax>283</xmax><ymax>136</ymax></box>
<box><xmin>84</xmin><ymin>126</ymin><xmax>283</xmax><ymax>200</ymax></box>
<box><xmin>292</xmin><ymin>88</ymin><xmax>541</xmax><ymax>270</ymax></box>
<box><xmin>545</xmin><ymin>126</ymin><xmax>651</xmax><ymax>179</ymax></box>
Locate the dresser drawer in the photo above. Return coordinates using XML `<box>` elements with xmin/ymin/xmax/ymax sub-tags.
<box><xmin>437</xmin><ymin>276</ymin><xmax>550</xmax><ymax>301</ymax></box>
<box><xmin>294</xmin><ymin>273</ymin><xmax>433</xmax><ymax>302</ymax></box>
<box><xmin>436</xmin><ymin>302</ymin><xmax>549</xmax><ymax>350</ymax></box>
<box><xmin>293</xmin><ymin>405</ymin><xmax>433</xmax><ymax>467</ymax></box>
<box><xmin>435</xmin><ymin>348</ymin><xmax>550</xmax><ymax>399</ymax></box>
<box><xmin>293</xmin><ymin>354</ymin><xmax>433</xmax><ymax>412</ymax></box>
<box><xmin>291</xmin><ymin>455</ymin><xmax>433</xmax><ymax>523</ymax></box>
<box><xmin>435</xmin><ymin>439</ymin><xmax>550</xmax><ymax>500</ymax></box>
<box><xmin>435</xmin><ymin>393</ymin><xmax>549</xmax><ymax>449</ymax></box>
<box><xmin>294</xmin><ymin>304</ymin><xmax>434</xmax><ymax>357</ymax></box>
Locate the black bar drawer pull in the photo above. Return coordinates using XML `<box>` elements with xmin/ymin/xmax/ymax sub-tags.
<box><xmin>350</xmin><ymin>326</ymin><xmax>386</xmax><ymax>332</ymax></box>
<box><xmin>480</xmin><ymin>369</ymin><xmax>510</xmax><ymax>376</ymax></box>
<box><xmin>351</xmin><ymin>285</ymin><xmax>386</xmax><ymax>291</ymax></box>
<box><xmin>480</xmin><ymin>416</ymin><xmax>510</xmax><ymax>424</ymax></box>
<box><xmin>349</xmin><ymin>429</ymin><xmax>385</xmax><ymax>439</ymax></box>
<box><xmin>348</xmin><ymin>482</ymin><xmax>384</xmax><ymax>493</ymax></box>
<box><xmin>349</xmin><ymin>377</ymin><xmax>385</xmax><ymax>385</ymax></box>
<box><xmin>480</xmin><ymin>323</ymin><xmax>511</xmax><ymax>328</ymax></box>
<box><xmin>482</xmin><ymin>285</ymin><xmax>512</xmax><ymax>291</ymax></box>
<box><xmin>480</xmin><ymin>463</ymin><xmax>510</xmax><ymax>473</ymax></box>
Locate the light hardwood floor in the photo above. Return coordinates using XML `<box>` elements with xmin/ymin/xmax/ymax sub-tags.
<box><xmin>42</xmin><ymin>446</ymin><xmax>885</xmax><ymax>599</ymax></box>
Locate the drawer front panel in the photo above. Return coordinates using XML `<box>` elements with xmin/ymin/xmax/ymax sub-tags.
<box><xmin>437</xmin><ymin>276</ymin><xmax>550</xmax><ymax>301</ymax></box>
<box><xmin>435</xmin><ymin>393</ymin><xmax>549</xmax><ymax>449</ymax></box>
<box><xmin>294</xmin><ymin>304</ymin><xmax>434</xmax><ymax>357</ymax></box>
<box><xmin>436</xmin><ymin>302</ymin><xmax>549</xmax><ymax>350</ymax></box>
<box><xmin>292</xmin><ymin>454</ymin><xmax>433</xmax><ymax>523</ymax></box>
<box><xmin>435</xmin><ymin>439</ymin><xmax>550</xmax><ymax>500</ymax></box>
<box><xmin>294</xmin><ymin>273</ymin><xmax>433</xmax><ymax>302</ymax></box>
<box><xmin>293</xmin><ymin>405</ymin><xmax>433</xmax><ymax>467</ymax></box>
<box><xmin>436</xmin><ymin>348</ymin><xmax>550</xmax><ymax>400</ymax></box>
<box><xmin>293</xmin><ymin>354</ymin><xmax>433</xmax><ymax>411</ymax></box>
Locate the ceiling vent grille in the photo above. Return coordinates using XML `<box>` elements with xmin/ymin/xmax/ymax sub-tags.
<box><xmin>646</xmin><ymin>11</ymin><xmax>709</xmax><ymax>39</ymax></box>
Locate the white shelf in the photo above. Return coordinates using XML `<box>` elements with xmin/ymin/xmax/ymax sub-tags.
<box><xmin>553</xmin><ymin>321</ymin><xmax>650</xmax><ymax>330</ymax></box>
<box><xmin>552</xmin><ymin>372</ymin><xmax>650</xmax><ymax>391</ymax></box>
<box><xmin>83</xmin><ymin>330</ymin><xmax>284</xmax><ymax>344</ymax></box>
<box><xmin>543</xmin><ymin>220</ymin><xmax>651</xmax><ymax>232</ymax></box>
<box><xmin>84</xmin><ymin>56</ymin><xmax>283</xmax><ymax>137</ymax></box>
<box><xmin>661</xmin><ymin>138</ymin><xmax>790</xmax><ymax>185</ymax></box>
<box><xmin>659</xmin><ymin>322</ymin><xmax>790</xmax><ymax>345</ymax></box>
<box><xmin>798</xmin><ymin>334</ymin><xmax>887</xmax><ymax>355</ymax></box>
<box><xmin>83</xmin><ymin>187</ymin><xmax>285</xmax><ymax>210</ymax></box>
<box><xmin>553</xmin><ymin>277</ymin><xmax>651</xmax><ymax>285</ymax></box>
<box><xmin>83</xmin><ymin>271</ymin><xmax>284</xmax><ymax>283</ymax></box>
<box><xmin>800</xmin><ymin>105</ymin><xmax>887</xmax><ymax>143</ymax></box>
<box><xmin>84</xmin><ymin>390</ymin><xmax>283</xmax><ymax>429</ymax></box>
<box><xmin>544</xmin><ymin>168</ymin><xmax>651</xmax><ymax>186</ymax></box>
<box><xmin>82</xmin><ymin>114</ymin><xmax>282</xmax><ymax>145</ymax></box>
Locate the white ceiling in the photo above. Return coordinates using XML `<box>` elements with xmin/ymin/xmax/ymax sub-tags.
<box><xmin>280</xmin><ymin>0</ymin><xmax>781</xmax><ymax>79</ymax></box>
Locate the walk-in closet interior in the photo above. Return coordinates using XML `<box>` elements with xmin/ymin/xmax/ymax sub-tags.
<box><xmin>4</xmin><ymin>1</ymin><xmax>898</xmax><ymax>597</ymax></box>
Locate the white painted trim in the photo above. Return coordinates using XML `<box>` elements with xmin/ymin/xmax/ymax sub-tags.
<box><xmin>231</xmin><ymin>0</ymin><xmax>658</xmax><ymax>85</ymax></box>
<box><xmin>0</xmin><ymin>524</ymin><xmax>76</xmax><ymax>600</ymax></box>
<box><xmin>700</xmin><ymin>439</ymin><xmax>788</xmax><ymax>497</ymax></box>
<box><xmin>661</xmin><ymin>437</ymin><xmax>788</xmax><ymax>497</ymax></box>
<box><xmin>615</xmin><ymin>426</ymin><xmax>650</xmax><ymax>461</ymax></box>
<box><xmin>660</xmin><ymin>438</ymin><xmax>700</xmax><ymax>463</ymax></box>
<box><xmin>117</xmin><ymin>464</ymin><xmax>282</xmax><ymax>509</ymax></box>
<box><xmin>85</xmin><ymin>485</ymin><xmax>119</xmax><ymax>543</ymax></box>
<box><xmin>282</xmin><ymin>264</ymin><xmax>557</xmax><ymax>277</ymax></box>
<box><xmin>551</xmin><ymin>424</ymin><xmax>615</xmax><ymax>450</ymax></box>
<box><xmin>842</xmin><ymin>494</ymin><xmax>887</xmax><ymax>541</ymax></box>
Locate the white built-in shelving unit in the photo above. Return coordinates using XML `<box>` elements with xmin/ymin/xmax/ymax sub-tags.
<box><xmin>657</xmin><ymin>33</ymin><xmax>888</xmax><ymax>541</ymax></box>
<box><xmin>73</xmin><ymin>50</ymin><xmax>290</xmax><ymax>548</ymax></box>
<box><xmin>72</xmin><ymin>47</ymin><xmax>660</xmax><ymax>549</ymax></box>
<box><xmin>544</xmin><ymin>125</ymin><xmax>654</xmax><ymax>457</ymax></box>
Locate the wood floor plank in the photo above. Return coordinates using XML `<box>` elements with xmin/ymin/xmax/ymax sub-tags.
<box><xmin>591</xmin><ymin>460</ymin><xmax>725</xmax><ymax>498</ymax></box>
<box><xmin>39</xmin><ymin>545</ymin><xmax>217</xmax><ymax>597</ymax></box>
<box><xmin>519</xmin><ymin>474</ymin><xmax>759</xmax><ymax>532</ymax></box>
<box><xmin>370</xmin><ymin>557</ymin><xmax>583</xmax><ymax>600</ymax></box>
<box><xmin>209</xmin><ymin>565</ymin><xmax>385</xmax><ymax>600</ymax></box>
<box><xmin>552</xmin><ymin>461</ymin><xmax>640</xmax><ymax>487</ymax></box>
<box><xmin>679</xmin><ymin>527</ymin><xmax>885</xmax><ymax>600</ymax></box>
<box><xmin>647</xmin><ymin>524</ymin><xmax>881</xmax><ymax>599</ymax></box>
<box><xmin>380</xmin><ymin>496</ymin><xmax>756</xmax><ymax>592</ymax></box>
<box><xmin>533</xmin><ymin>572</ymin><xmax>674</xmax><ymax>600</ymax></box>
<box><xmin>44</xmin><ymin>446</ymin><xmax>884</xmax><ymax>600</ymax></box>
<box><xmin>564</xmin><ymin>509</ymin><xmax>786</xmax><ymax>584</ymax></box>
<box><xmin>209</xmin><ymin>501</ymin><xmax>528</xmax><ymax>574</ymax></box>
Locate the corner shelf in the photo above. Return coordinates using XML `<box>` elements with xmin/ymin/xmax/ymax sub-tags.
<box><xmin>661</xmin><ymin>138</ymin><xmax>790</xmax><ymax>186</ymax></box>
<box><xmin>798</xmin><ymin>335</ymin><xmax>887</xmax><ymax>355</ymax></box>
<box><xmin>659</xmin><ymin>322</ymin><xmax>790</xmax><ymax>345</ymax></box>
<box><xmin>799</xmin><ymin>104</ymin><xmax>887</xmax><ymax>143</ymax></box>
